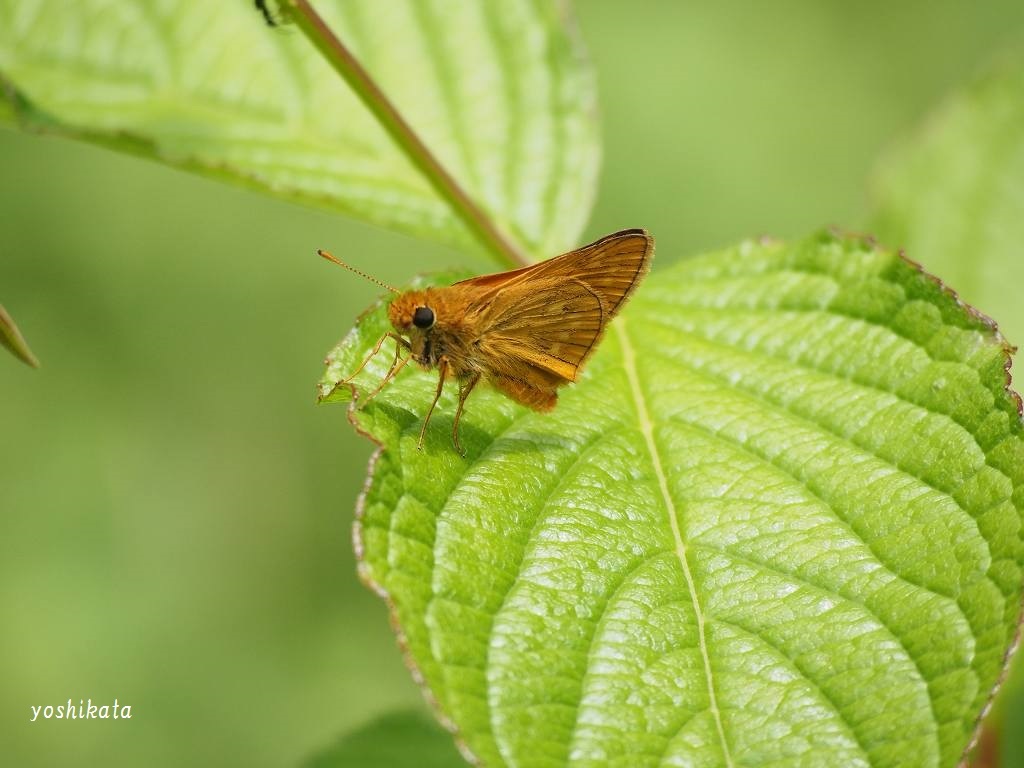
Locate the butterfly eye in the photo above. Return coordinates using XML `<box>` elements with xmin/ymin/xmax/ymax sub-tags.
<box><xmin>412</xmin><ymin>306</ymin><xmax>435</xmax><ymax>329</ymax></box>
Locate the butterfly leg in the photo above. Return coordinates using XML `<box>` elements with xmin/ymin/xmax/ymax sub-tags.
<box><xmin>360</xmin><ymin>335</ymin><xmax>413</xmax><ymax>405</ymax></box>
<box><xmin>451</xmin><ymin>372</ymin><xmax>481</xmax><ymax>456</ymax></box>
<box><xmin>342</xmin><ymin>331</ymin><xmax>409</xmax><ymax>397</ymax></box>
<box><xmin>417</xmin><ymin>356</ymin><xmax>449</xmax><ymax>450</ymax></box>
<box><xmin>343</xmin><ymin>332</ymin><xmax>408</xmax><ymax>384</ymax></box>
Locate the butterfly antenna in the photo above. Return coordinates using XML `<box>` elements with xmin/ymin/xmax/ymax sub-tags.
<box><xmin>318</xmin><ymin>249</ymin><xmax>399</xmax><ymax>294</ymax></box>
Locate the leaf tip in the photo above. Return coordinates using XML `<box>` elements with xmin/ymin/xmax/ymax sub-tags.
<box><xmin>0</xmin><ymin>304</ymin><xmax>40</xmax><ymax>368</ymax></box>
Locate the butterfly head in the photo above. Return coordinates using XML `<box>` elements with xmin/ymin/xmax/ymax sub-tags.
<box><xmin>389</xmin><ymin>291</ymin><xmax>440</xmax><ymax>367</ymax></box>
<box><xmin>388</xmin><ymin>290</ymin><xmax>436</xmax><ymax>330</ymax></box>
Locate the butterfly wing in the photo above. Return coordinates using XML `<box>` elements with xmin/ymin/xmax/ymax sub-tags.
<box><xmin>454</xmin><ymin>229</ymin><xmax>653</xmax><ymax>317</ymax></box>
<box><xmin>455</xmin><ymin>229</ymin><xmax>653</xmax><ymax>410</ymax></box>
<box><xmin>476</xmin><ymin>278</ymin><xmax>606</xmax><ymax>383</ymax></box>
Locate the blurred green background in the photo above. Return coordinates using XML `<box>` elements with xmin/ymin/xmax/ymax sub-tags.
<box><xmin>2</xmin><ymin>2</ymin><xmax>1023</xmax><ymax>766</ymax></box>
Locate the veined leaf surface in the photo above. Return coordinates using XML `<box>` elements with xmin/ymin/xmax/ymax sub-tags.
<box><xmin>869</xmin><ymin>48</ymin><xmax>1024</xmax><ymax>768</ymax></box>
<box><xmin>0</xmin><ymin>0</ymin><xmax>598</xmax><ymax>258</ymax></box>
<box><xmin>320</xmin><ymin>231</ymin><xmax>1024</xmax><ymax>768</ymax></box>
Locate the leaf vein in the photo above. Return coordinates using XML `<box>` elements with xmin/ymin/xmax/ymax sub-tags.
<box><xmin>617</xmin><ymin>319</ymin><xmax>736</xmax><ymax>768</ymax></box>
<box><xmin>638</xmin><ymin>315</ymin><xmax>1003</xmax><ymax>582</ymax></box>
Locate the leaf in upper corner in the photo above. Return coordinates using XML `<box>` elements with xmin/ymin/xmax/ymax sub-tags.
<box><xmin>304</xmin><ymin>710</ymin><xmax>464</xmax><ymax>768</ymax></box>
<box><xmin>320</xmin><ymin>231</ymin><xmax>1024</xmax><ymax>768</ymax></box>
<box><xmin>0</xmin><ymin>1</ymin><xmax>598</xmax><ymax>259</ymax></box>
<box><xmin>869</xmin><ymin>49</ymin><xmax>1024</xmax><ymax>346</ymax></box>
<box><xmin>0</xmin><ymin>303</ymin><xmax>39</xmax><ymax>367</ymax></box>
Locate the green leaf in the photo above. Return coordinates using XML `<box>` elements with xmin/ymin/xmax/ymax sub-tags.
<box><xmin>0</xmin><ymin>1</ymin><xmax>598</xmax><ymax>259</ymax></box>
<box><xmin>0</xmin><ymin>303</ymin><xmax>39</xmax><ymax>367</ymax></box>
<box><xmin>320</xmin><ymin>231</ymin><xmax>1024</xmax><ymax>768</ymax></box>
<box><xmin>304</xmin><ymin>710</ymin><xmax>464</xmax><ymax>768</ymax></box>
<box><xmin>868</xmin><ymin>52</ymin><xmax>1024</xmax><ymax>768</ymax></box>
<box><xmin>869</xmin><ymin>50</ymin><xmax>1024</xmax><ymax>347</ymax></box>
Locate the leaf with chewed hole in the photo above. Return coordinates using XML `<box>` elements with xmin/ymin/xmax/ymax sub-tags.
<box><xmin>0</xmin><ymin>0</ymin><xmax>598</xmax><ymax>259</ymax></box>
<box><xmin>319</xmin><ymin>231</ymin><xmax>1024</xmax><ymax>768</ymax></box>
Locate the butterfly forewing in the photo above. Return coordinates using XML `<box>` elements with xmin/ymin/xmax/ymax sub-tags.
<box><xmin>455</xmin><ymin>229</ymin><xmax>652</xmax><ymax>315</ymax></box>
<box><xmin>543</xmin><ymin>229</ymin><xmax>652</xmax><ymax>315</ymax></box>
<box><xmin>477</xmin><ymin>279</ymin><xmax>605</xmax><ymax>381</ymax></box>
<box><xmin>467</xmin><ymin>229</ymin><xmax>653</xmax><ymax>383</ymax></box>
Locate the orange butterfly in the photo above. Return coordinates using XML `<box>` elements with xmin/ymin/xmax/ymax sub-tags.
<box><xmin>323</xmin><ymin>229</ymin><xmax>654</xmax><ymax>453</ymax></box>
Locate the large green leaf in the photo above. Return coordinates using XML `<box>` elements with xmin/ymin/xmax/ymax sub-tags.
<box><xmin>868</xmin><ymin>49</ymin><xmax>1024</xmax><ymax>768</ymax></box>
<box><xmin>0</xmin><ymin>0</ymin><xmax>598</xmax><ymax>259</ymax></box>
<box><xmin>869</xmin><ymin>50</ymin><xmax>1024</xmax><ymax>346</ymax></box>
<box><xmin>320</xmin><ymin>231</ymin><xmax>1024</xmax><ymax>768</ymax></box>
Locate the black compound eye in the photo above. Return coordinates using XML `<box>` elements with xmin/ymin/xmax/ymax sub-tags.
<box><xmin>412</xmin><ymin>306</ymin><xmax>435</xmax><ymax>329</ymax></box>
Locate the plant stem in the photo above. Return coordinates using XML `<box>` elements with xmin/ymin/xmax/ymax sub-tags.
<box><xmin>286</xmin><ymin>0</ymin><xmax>531</xmax><ymax>268</ymax></box>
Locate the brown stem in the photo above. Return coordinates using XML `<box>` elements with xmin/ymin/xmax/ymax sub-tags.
<box><xmin>286</xmin><ymin>0</ymin><xmax>531</xmax><ymax>268</ymax></box>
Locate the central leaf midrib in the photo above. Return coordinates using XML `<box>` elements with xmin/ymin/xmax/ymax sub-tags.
<box><xmin>615</xmin><ymin>319</ymin><xmax>734</xmax><ymax>768</ymax></box>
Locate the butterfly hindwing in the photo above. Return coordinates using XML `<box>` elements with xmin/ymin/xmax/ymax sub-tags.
<box><xmin>475</xmin><ymin>278</ymin><xmax>605</xmax><ymax>382</ymax></box>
